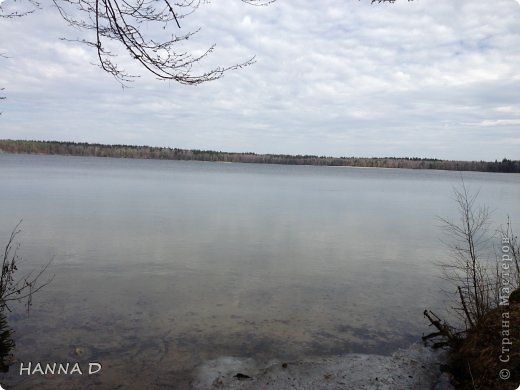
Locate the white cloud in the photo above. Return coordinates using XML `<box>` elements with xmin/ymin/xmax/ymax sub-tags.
<box><xmin>479</xmin><ymin>119</ymin><xmax>520</xmax><ymax>126</ymax></box>
<box><xmin>1</xmin><ymin>0</ymin><xmax>519</xmax><ymax>160</ymax></box>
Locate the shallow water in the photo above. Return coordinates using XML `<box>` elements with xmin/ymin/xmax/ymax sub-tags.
<box><xmin>0</xmin><ymin>154</ymin><xmax>519</xmax><ymax>388</ymax></box>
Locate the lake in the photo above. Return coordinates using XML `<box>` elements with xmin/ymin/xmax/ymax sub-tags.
<box><xmin>0</xmin><ymin>153</ymin><xmax>519</xmax><ymax>388</ymax></box>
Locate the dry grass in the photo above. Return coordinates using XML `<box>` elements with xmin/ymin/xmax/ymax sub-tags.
<box><xmin>449</xmin><ymin>300</ymin><xmax>519</xmax><ymax>389</ymax></box>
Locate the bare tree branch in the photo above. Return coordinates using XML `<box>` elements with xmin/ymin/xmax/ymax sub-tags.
<box><xmin>1</xmin><ymin>0</ymin><xmax>410</xmax><ymax>85</ymax></box>
<box><xmin>45</xmin><ymin>0</ymin><xmax>262</xmax><ymax>84</ymax></box>
<box><xmin>435</xmin><ymin>180</ymin><xmax>496</xmax><ymax>329</ymax></box>
<box><xmin>0</xmin><ymin>221</ymin><xmax>54</xmax><ymax>313</ymax></box>
<box><xmin>0</xmin><ymin>0</ymin><xmax>40</xmax><ymax>19</ymax></box>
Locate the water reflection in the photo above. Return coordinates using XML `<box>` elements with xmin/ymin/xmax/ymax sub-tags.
<box><xmin>0</xmin><ymin>155</ymin><xmax>519</xmax><ymax>388</ymax></box>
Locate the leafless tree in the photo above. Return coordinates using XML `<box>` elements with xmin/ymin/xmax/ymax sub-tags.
<box><xmin>423</xmin><ymin>181</ymin><xmax>496</xmax><ymax>349</ymax></box>
<box><xmin>1</xmin><ymin>221</ymin><xmax>54</xmax><ymax>313</ymax></box>
<box><xmin>436</xmin><ymin>181</ymin><xmax>494</xmax><ymax>329</ymax></box>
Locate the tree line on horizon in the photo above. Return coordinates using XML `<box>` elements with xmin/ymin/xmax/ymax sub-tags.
<box><xmin>0</xmin><ymin>139</ymin><xmax>518</xmax><ymax>173</ymax></box>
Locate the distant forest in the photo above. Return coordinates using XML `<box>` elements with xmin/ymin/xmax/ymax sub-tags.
<box><xmin>0</xmin><ymin>139</ymin><xmax>518</xmax><ymax>173</ymax></box>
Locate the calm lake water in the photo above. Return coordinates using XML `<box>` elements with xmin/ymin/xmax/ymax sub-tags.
<box><xmin>0</xmin><ymin>153</ymin><xmax>519</xmax><ymax>388</ymax></box>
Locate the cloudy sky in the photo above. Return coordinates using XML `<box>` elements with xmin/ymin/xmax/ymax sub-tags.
<box><xmin>0</xmin><ymin>0</ymin><xmax>519</xmax><ymax>160</ymax></box>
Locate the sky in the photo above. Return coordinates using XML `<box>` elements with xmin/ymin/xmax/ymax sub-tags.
<box><xmin>0</xmin><ymin>0</ymin><xmax>519</xmax><ymax>161</ymax></box>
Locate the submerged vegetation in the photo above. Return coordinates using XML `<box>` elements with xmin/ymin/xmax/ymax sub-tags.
<box><xmin>423</xmin><ymin>183</ymin><xmax>520</xmax><ymax>388</ymax></box>
<box><xmin>0</xmin><ymin>139</ymin><xmax>519</xmax><ymax>173</ymax></box>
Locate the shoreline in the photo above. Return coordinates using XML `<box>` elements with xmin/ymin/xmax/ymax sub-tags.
<box><xmin>1</xmin><ymin>139</ymin><xmax>518</xmax><ymax>173</ymax></box>
<box><xmin>192</xmin><ymin>342</ymin><xmax>453</xmax><ymax>389</ymax></box>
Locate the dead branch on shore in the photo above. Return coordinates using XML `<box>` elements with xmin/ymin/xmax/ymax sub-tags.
<box><xmin>422</xmin><ymin>310</ymin><xmax>462</xmax><ymax>349</ymax></box>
